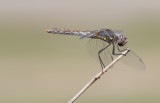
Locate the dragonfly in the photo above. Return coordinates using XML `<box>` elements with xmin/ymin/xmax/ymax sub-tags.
<box><xmin>45</xmin><ymin>28</ymin><xmax>145</xmax><ymax>71</ymax></box>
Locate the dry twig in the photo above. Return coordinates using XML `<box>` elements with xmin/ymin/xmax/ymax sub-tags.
<box><xmin>68</xmin><ymin>48</ymin><xmax>130</xmax><ymax>103</ymax></box>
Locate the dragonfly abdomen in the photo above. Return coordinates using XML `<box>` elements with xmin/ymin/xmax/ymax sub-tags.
<box><xmin>45</xmin><ymin>28</ymin><xmax>90</xmax><ymax>37</ymax></box>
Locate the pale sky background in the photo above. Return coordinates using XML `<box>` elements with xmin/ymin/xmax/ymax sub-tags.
<box><xmin>1</xmin><ymin>0</ymin><xmax>160</xmax><ymax>26</ymax></box>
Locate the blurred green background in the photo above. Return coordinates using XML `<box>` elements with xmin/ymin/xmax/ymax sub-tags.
<box><xmin>0</xmin><ymin>0</ymin><xmax>160</xmax><ymax>103</ymax></box>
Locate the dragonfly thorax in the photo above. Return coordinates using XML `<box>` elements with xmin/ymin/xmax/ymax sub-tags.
<box><xmin>97</xmin><ymin>29</ymin><xmax>114</xmax><ymax>42</ymax></box>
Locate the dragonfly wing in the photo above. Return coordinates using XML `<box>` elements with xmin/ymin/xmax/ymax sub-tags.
<box><xmin>87</xmin><ymin>39</ymin><xmax>113</xmax><ymax>67</ymax></box>
<box><xmin>80</xmin><ymin>30</ymin><xmax>98</xmax><ymax>39</ymax></box>
<box><xmin>121</xmin><ymin>50</ymin><xmax>146</xmax><ymax>70</ymax></box>
<box><xmin>80</xmin><ymin>33</ymin><xmax>94</xmax><ymax>39</ymax></box>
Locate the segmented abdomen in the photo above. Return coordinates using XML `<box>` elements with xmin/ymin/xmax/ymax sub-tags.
<box><xmin>45</xmin><ymin>28</ymin><xmax>91</xmax><ymax>37</ymax></box>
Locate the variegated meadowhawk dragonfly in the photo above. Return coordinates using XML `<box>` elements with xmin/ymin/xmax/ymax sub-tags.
<box><xmin>45</xmin><ymin>28</ymin><xmax>145</xmax><ymax>71</ymax></box>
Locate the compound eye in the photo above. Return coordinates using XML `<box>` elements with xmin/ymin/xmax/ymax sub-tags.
<box><xmin>118</xmin><ymin>42</ymin><xmax>123</xmax><ymax>46</ymax></box>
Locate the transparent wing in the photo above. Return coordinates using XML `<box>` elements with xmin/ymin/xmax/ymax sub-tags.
<box><xmin>80</xmin><ymin>30</ymin><xmax>98</xmax><ymax>39</ymax></box>
<box><xmin>121</xmin><ymin>50</ymin><xmax>146</xmax><ymax>70</ymax></box>
<box><xmin>87</xmin><ymin>38</ymin><xmax>113</xmax><ymax>67</ymax></box>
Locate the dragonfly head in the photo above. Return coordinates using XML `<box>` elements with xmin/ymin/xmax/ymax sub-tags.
<box><xmin>118</xmin><ymin>35</ymin><xmax>128</xmax><ymax>46</ymax></box>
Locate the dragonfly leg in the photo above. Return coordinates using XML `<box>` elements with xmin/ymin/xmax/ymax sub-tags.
<box><xmin>117</xmin><ymin>45</ymin><xmax>127</xmax><ymax>52</ymax></box>
<box><xmin>112</xmin><ymin>43</ymin><xmax>124</xmax><ymax>56</ymax></box>
<box><xmin>116</xmin><ymin>45</ymin><xmax>128</xmax><ymax>56</ymax></box>
<box><xmin>98</xmin><ymin>43</ymin><xmax>111</xmax><ymax>72</ymax></box>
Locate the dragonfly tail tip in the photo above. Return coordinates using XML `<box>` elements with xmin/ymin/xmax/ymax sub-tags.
<box><xmin>45</xmin><ymin>29</ymin><xmax>51</xmax><ymax>33</ymax></box>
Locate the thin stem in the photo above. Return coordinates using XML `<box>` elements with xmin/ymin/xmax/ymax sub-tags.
<box><xmin>68</xmin><ymin>48</ymin><xmax>130</xmax><ymax>103</ymax></box>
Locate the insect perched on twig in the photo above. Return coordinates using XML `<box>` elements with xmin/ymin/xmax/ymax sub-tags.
<box><xmin>46</xmin><ymin>28</ymin><xmax>145</xmax><ymax>71</ymax></box>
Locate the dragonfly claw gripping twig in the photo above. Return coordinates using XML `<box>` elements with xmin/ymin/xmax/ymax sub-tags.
<box><xmin>68</xmin><ymin>48</ymin><xmax>130</xmax><ymax>103</ymax></box>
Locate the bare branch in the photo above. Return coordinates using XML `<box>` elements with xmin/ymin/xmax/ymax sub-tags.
<box><xmin>68</xmin><ymin>48</ymin><xmax>130</xmax><ymax>103</ymax></box>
